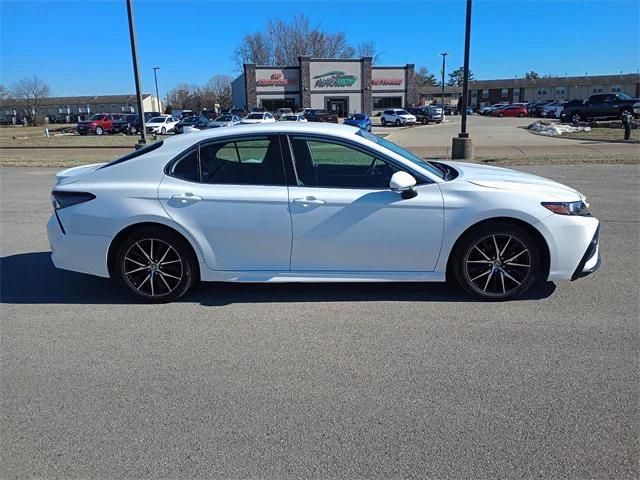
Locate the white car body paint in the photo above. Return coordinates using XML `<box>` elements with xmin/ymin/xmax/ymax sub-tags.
<box><xmin>47</xmin><ymin>123</ymin><xmax>600</xmax><ymax>287</ymax></box>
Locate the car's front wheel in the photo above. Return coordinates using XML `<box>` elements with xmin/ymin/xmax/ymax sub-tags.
<box><xmin>116</xmin><ymin>227</ymin><xmax>196</xmax><ymax>302</ymax></box>
<box><xmin>395</xmin><ymin>119</ymin><xmax>401</xmax><ymax>126</ymax></box>
<box><xmin>95</xmin><ymin>126</ymin><xmax>104</xmax><ymax>135</ymax></box>
<box><xmin>381</xmin><ymin>118</ymin><xmax>387</xmax><ymax>126</ymax></box>
<box><xmin>452</xmin><ymin>222</ymin><xmax>540</xmax><ymax>300</ymax></box>
<box><xmin>161</xmin><ymin>126</ymin><xmax>166</xmax><ymax>135</ymax></box>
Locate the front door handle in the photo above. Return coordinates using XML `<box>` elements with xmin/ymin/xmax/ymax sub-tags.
<box><xmin>171</xmin><ymin>193</ymin><xmax>202</xmax><ymax>204</ymax></box>
<box><xmin>292</xmin><ymin>197</ymin><xmax>325</xmax><ymax>206</ymax></box>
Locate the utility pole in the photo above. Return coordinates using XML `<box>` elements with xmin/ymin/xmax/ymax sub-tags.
<box><xmin>439</xmin><ymin>52</ymin><xmax>448</xmax><ymax>109</ymax></box>
<box><xmin>452</xmin><ymin>0</ymin><xmax>474</xmax><ymax>160</ymax></box>
<box><xmin>153</xmin><ymin>66</ymin><xmax>161</xmax><ymax>113</ymax></box>
<box><xmin>126</xmin><ymin>0</ymin><xmax>147</xmax><ymax>145</ymax></box>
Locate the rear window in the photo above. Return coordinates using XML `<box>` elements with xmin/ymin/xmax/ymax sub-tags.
<box><xmin>98</xmin><ymin>141</ymin><xmax>164</xmax><ymax>169</ymax></box>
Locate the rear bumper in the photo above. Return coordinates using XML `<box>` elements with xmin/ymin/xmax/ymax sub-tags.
<box><xmin>47</xmin><ymin>214</ymin><xmax>111</xmax><ymax>278</ymax></box>
<box><xmin>571</xmin><ymin>225</ymin><xmax>601</xmax><ymax>280</ymax></box>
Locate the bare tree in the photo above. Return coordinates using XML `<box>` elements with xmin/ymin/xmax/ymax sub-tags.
<box><xmin>205</xmin><ymin>75</ymin><xmax>233</xmax><ymax>109</ymax></box>
<box><xmin>232</xmin><ymin>14</ymin><xmax>366</xmax><ymax>69</ymax></box>
<box><xmin>165</xmin><ymin>83</ymin><xmax>200</xmax><ymax>111</ymax></box>
<box><xmin>232</xmin><ymin>32</ymin><xmax>274</xmax><ymax>67</ymax></box>
<box><xmin>356</xmin><ymin>41</ymin><xmax>381</xmax><ymax>64</ymax></box>
<box><xmin>415</xmin><ymin>67</ymin><xmax>438</xmax><ymax>86</ymax></box>
<box><xmin>0</xmin><ymin>84</ymin><xmax>9</xmax><ymax>100</ymax></box>
<box><xmin>10</xmin><ymin>76</ymin><xmax>50</xmax><ymax>125</ymax></box>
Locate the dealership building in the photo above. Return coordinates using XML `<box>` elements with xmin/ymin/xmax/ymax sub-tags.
<box><xmin>232</xmin><ymin>56</ymin><xmax>418</xmax><ymax>117</ymax></box>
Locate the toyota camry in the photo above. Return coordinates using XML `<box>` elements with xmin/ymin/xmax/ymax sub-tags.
<box><xmin>47</xmin><ymin>123</ymin><xmax>600</xmax><ymax>302</ymax></box>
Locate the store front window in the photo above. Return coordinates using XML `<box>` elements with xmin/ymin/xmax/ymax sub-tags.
<box><xmin>373</xmin><ymin>96</ymin><xmax>402</xmax><ymax>109</ymax></box>
<box><xmin>260</xmin><ymin>98</ymin><xmax>296</xmax><ymax>111</ymax></box>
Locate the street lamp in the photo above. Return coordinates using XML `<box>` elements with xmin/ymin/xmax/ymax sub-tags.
<box><xmin>439</xmin><ymin>52</ymin><xmax>448</xmax><ymax>109</ymax></box>
<box><xmin>452</xmin><ymin>0</ymin><xmax>474</xmax><ymax>160</ymax></box>
<box><xmin>126</xmin><ymin>0</ymin><xmax>147</xmax><ymax>145</ymax></box>
<box><xmin>153</xmin><ymin>66</ymin><xmax>161</xmax><ymax>113</ymax></box>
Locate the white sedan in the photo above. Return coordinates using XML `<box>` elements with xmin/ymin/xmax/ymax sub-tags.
<box><xmin>207</xmin><ymin>114</ymin><xmax>241</xmax><ymax>128</ymax></box>
<box><xmin>145</xmin><ymin>116</ymin><xmax>179</xmax><ymax>134</ymax></box>
<box><xmin>240</xmin><ymin>112</ymin><xmax>276</xmax><ymax>124</ymax></box>
<box><xmin>47</xmin><ymin>123</ymin><xmax>600</xmax><ymax>302</ymax></box>
<box><xmin>279</xmin><ymin>113</ymin><xmax>307</xmax><ymax>122</ymax></box>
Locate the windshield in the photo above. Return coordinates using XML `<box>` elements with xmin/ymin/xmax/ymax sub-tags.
<box><xmin>219</xmin><ymin>115</ymin><xmax>233</xmax><ymax>121</ymax></box>
<box><xmin>356</xmin><ymin>130</ymin><xmax>445</xmax><ymax>180</ymax></box>
<box><xmin>348</xmin><ymin>114</ymin><xmax>365</xmax><ymax>120</ymax></box>
<box><xmin>182</xmin><ymin>116</ymin><xmax>196</xmax><ymax>123</ymax></box>
<box><xmin>282</xmin><ymin>115</ymin><xmax>297</xmax><ymax>120</ymax></box>
<box><xmin>90</xmin><ymin>114</ymin><xmax>105</xmax><ymax>120</ymax></box>
<box><xmin>616</xmin><ymin>93</ymin><xmax>632</xmax><ymax>100</ymax></box>
<box><xmin>396</xmin><ymin>110</ymin><xmax>410</xmax><ymax>115</ymax></box>
<box><xmin>148</xmin><ymin>117</ymin><xmax>165</xmax><ymax>123</ymax></box>
<box><xmin>247</xmin><ymin>113</ymin><xmax>264</xmax><ymax>119</ymax></box>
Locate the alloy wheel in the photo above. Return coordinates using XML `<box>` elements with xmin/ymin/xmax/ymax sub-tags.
<box><xmin>463</xmin><ymin>234</ymin><xmax>532</xmax><ymax>296</ymax></box>
<box><xmin>123</xmin><ymin>238</ymin><xmax>183</xmax><ymax>297</ymax></box>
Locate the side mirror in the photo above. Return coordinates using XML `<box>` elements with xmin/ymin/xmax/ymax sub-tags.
<box><xmin>389</xmin><ymin>171</ymin><xmax>417</xmax><ymax>199</ymax></box>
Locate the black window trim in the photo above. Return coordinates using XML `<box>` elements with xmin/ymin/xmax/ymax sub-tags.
<box><xmin>164</xmin><ymin>133</ymin><xmax>290</xmax><ymax>187</ymax></box>
<box><xmin>283</xmin><ymin>133</ymin><xmax>433</xmax><ymax>190</ymax></box>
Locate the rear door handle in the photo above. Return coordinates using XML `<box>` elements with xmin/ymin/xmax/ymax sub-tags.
<box><xmin>171</xmin><ymin>193</ymin><xmax>202</xmax><ymax>204</ymax></box>
<box><xmin>292</xmin><ymin>197</ymin><xmax>325</xmax><ymax>206</ymax></box>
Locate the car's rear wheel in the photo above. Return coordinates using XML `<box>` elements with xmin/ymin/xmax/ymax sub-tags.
<box><xmin>519</xmin><ymin>113</ymin><xmax>525</xmax><ymax>117</ymax></box>
<box><xmin>395</xmin><ymin>119</ymin><xmax>401</xmax><ymax>126</ymax></box>
<box><xmin>381</xmin><ymin>118</ymin><xmax>387</xmax><ymax>126</ymax></box>
<box><xmin>116</xmin><ymin>227</ymin><xmax>196</xmax><ymax>302</ymax></box>
<box><xmin>129</xmin><ymin>125</ymin><xmax>137</xmax><ymax>135</ymax></box>
<box><xmin>621</xmin><ymin>108</ymin><xmax>633</xmax><ymax>120</ymax></box>
<box><xmin>453</xmin><ymin>222</ymin><xmax>540</xmax><ymax>300</ymax></box>
<box><xmin>570</xmin><ymin>112</ymin><xmax>583</xmax><ymax>123</ymax></box>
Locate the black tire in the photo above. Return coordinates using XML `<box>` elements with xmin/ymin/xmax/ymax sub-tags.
<box><xmin>569</xmin><ymin>111</ymin><xmax>583</xmax><ymax>123</ymax></box>
<box><xmin>161</xmin><ymin>126</ymin><xmax>166</xmax><ymax>135</ymax></box>
<box><xmin>116</xmin><ymin>227</ymin><xmax>197</xmax><ymax>302</ymax></box>
<box><xmin>498</xmin><ymin>113</ymin><xmax>504</xmax><ymax>118</ymax></box>
<box><xmin>421</xmin><ymin>118</ymin><xmax>428</xmax><ymax>125</ymax></box>
<box><xmin>452</xmin><ymin>221</ymin><xmax>540</xmax><ymax>301</ymax></box>
<box><xmin>129</xmin><ymin>126</ymin><xmax>137</xmax><ymax>135</ymax></box>
<box><xmin>395</xmin><ymin>119</ymin><xmax>401</xmax><ymax>126</ymax></box>
<box><xmin>519</xmin><ymin>113</ymin><xmax>525</xmax><ymax>118</ymax></box>
<box><xmin>381</xmin><ymin>118</ymin><xmax>387</xmax><ymax>126</ymax></box>
<box><xmin>95</xmin><ymin>126</ymin><xmax>104</xmax><ymax>135</ymax></box>
<box><xmin>620</xmin><ymin>108</ymin><xmax>633</xmax><ymax>120</ymax></box>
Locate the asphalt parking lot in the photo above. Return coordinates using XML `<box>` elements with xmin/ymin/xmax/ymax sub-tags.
<box><xmin>1</xmin><ymin>164</ymin><xmax>639</xmax><ymax>478</ymax></box>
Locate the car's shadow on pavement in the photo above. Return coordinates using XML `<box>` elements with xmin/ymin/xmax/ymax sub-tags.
<box><xmin>0</xmin><ymin>252</ymin><xmax>557</xmax><ymax>305</ymax></box>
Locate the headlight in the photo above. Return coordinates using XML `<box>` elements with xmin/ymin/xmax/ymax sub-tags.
<box><xmin>541</xmin><ymin>200</ymin><xmax>590</xmax><ymax>216</ymax></box>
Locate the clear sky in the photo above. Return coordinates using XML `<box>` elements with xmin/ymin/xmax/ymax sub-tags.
<box><xmin>1</xmin><ymin>0</ymin><xmax>638</xmax><ymax>97</ymax></box>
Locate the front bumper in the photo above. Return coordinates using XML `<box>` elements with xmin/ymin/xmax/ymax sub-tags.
<box><xmin>571</xmin><ymin>224</ymin><xmax>601</xmax><ymax>280</ymax></box>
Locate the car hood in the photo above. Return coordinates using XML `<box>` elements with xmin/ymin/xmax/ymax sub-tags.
<box><xmin>446</xmin><ymin>161</ymin><xmax>581</xmax><ymax>201</ymax></box>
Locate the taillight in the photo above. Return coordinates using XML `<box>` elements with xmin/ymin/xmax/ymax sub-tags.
<box><xmin>51</xmin><ymin>191</ymin><xmax>95</xmax><ymax>210</ymax></box>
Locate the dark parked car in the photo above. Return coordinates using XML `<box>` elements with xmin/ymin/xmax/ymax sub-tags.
<box><xmin>110</xmin><ymin>112</ymin><xmax>161</xmax><ymax>135</ymax></box>
<box><xmin>561</xmin><ymin>93</ymin><xmax>639</xmax><ymax>123</ymax></box>
<box><xmin>408</xmin><ymin>106</ymin><xmax>443</xmax><ymax>124</ymax></box>
<box><xmin>527</xmin><ymin>102</ymin><xmax>553</xmax><ymax>117</ymax></box>
<box><xmin>303</xmin><ymin>109</ymin><xmax>339</xmax><ymax>123</ymax></box>
<box><xmin>343</xmin><ymin>113</ymin><xmax>372</xmax><ymax>131</ymax></box>
<box><xmin>174</xmin><ymin>115</ymin><xmax>210</xmax><ymax>133</ymax></box>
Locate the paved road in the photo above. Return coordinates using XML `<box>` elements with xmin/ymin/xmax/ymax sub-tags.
<box><xmin>385</xmin><ymin>115</ymin><xmax>640</xmax><ymax>160</ymax></box>
<box><xmin>1</xmin><ymin>165</ymin><xmax>638</xmax><ymax>479</ymax></box>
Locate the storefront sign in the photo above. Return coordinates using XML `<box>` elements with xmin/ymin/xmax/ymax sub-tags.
<box><xmin>313</xmin><ymin>71</ymin><xmax>358</xmax><ymax>88</ymax></box>
<box><xmin>372</xmin><ymin>77</ymin><xmax>403</xmax><ymax>86</ymax></box>
<box><xmin>256</xmin><ymin>72</ymin><xmax>291</xmax><ymax>87</ymax></box>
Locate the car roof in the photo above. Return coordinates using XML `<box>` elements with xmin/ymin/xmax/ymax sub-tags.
<box><xmin>160</xmin><ymin>122</ymin><xmax>359</xmax><ymax>151</ymax></box>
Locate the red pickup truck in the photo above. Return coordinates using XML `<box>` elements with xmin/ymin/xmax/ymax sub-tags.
<box><xmin>76</xmin><ymin>113</ymin><xmax>117</xmax><ymax>135</ymax></box>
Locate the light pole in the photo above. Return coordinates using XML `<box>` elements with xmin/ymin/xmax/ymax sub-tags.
<box><xmin>439</xmin><ymin>52</ymin><xmax>448</xmax><ymax>109</ymax></box>
<box><xmin>153</xmin><ymin>66</ymin><xmax>161</xmax><ymax>113</ymax></box>
<box><xmin>126</xmin><ymin>0</ymin><xmax>147</xmax><ymax>145</ymax></box>
<box><xmin>452</xmin><ymin>0</ymin><xmax>474</xmax><ymax>160</ymax></box>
